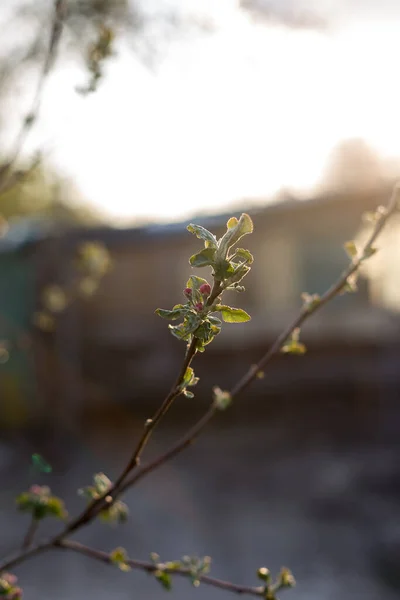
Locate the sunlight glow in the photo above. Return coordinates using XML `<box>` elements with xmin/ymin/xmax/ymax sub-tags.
<box><xmin>32</xmin><ymin>3</ymin><xmax>400</xmax><ymax>223</ymax></box>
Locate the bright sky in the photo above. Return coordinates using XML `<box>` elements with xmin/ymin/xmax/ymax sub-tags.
<box><xmin>8</xmin><ymin>0</ymin><xmax>400</xmax><ymax>223</ymax></box>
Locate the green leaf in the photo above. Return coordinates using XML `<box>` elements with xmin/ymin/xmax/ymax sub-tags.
<box><xmin>186</xmin><ymin>224</ymin><xmax>218</xmax><ymax>248</ymax></box>
<box><xmin>301</xmin><ymin>292</ymin><xmax>321</xmax><ymax>311</ymax></box>
<box><xmin>213</xmin><ymin>258</ymin><xmax>235</xmax><ymax>281</ymax></box>
<box><xmin>207</xmin><ymin>315</ymin><xmax>222</xmax><ymax>327</ymax></box>
<box><xmin>216</xmin><ymin>305</ymin><xmax>251</xmax><ymax>323</ymax></box>
<box><xmin>169</xmin><ymin>312</ymin><xmax>202</xmax><ymax>341</ymax></box>
<box><xmin>217</xmin><ymin>213</ymin><xmax>253</xmax><ymax>261</ymax></box>
<box><xmin>110</xmin><ymin>547</ymin><xmax>131</xmax><ymax>572</ymax></box>
<box><xmin>93</xmin><ymin>473</ymin><xmax>112</xmax><ymax>494</ymax></box>
<box><xmin>276</xmin><ymin>567</ymin><xmax>296</xmax><ymax>589</ymax></box>
<box><xmin>180</xmin><ymin>367</ymin><xmax>199</xmax><ymax>390</ymax></box>
<box><xmin>155</xmin><ymin>306</ymin><xmax>187</xmax><ymax>320</ymax></box>
<box><xmin>31</xmin><ymin>453</ymin><xmax>52</xmax><ymax>474</ymax></box>
<box><xmin>281</xmin><ymin>341</ymin><xmax>307</xmax><ymax>355</ymax></box>
<box><xmin>194</xmin><ymin>321</ymin><xmax>216</xmax><ymax>346</ymax></box>
<box><xmin>344</xmin><ymin>240</ymin><xmax>358</xmax><ymax>259</ymax></box>
<box><xmin>228</xmin><ymin>264</ymin><xmax>251</xmax><ymax>285</ymax></box>
<box><xmin>155</xmin><ymin>570</ymin><xmax>172</xmax><ymax>591</ymax></box>
<box><xmin>342</xmin><ymin>273</ymin><xmax>358</xmax><ymax>293</ymax></box>
<box><xmin>231</xmin><ymin>248</ymin><xmax>254</xmax><ymax>264</ymax></box>
<box><xmin>46</xmin><ymin>496</ymin><xmax>68</xmax><ymax>520</ymax></box>
<box><xmin>213</xmin><ymin>387</ymin><xmax>232</xmax><ymax>410</ymax></box>
<box><xmin>363</xmin><ymin>245</ymin><xmax>378</xmax><ymax>259</ymax></box>
<box><xmin>189</xmin><ymin>247</ymin><xmax>216</xmax><ymax>268</ymax></box>
<box><xmin>99</xmin><ymin>500</ymin><xmax>129</xmax><ymax>524</ymax></box>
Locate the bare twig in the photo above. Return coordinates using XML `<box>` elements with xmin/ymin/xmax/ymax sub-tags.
<box><xmin>57</xmin><ymin>539</ymin><xmax>265</xmax><ymax>597</ymax></box>
<box><xmin>21</xmin><ymin>518</ymin><xmax>39</xmax><ymax>550</ymax></box>
<box><xmin>0</xmin><ymin>0</ymin><xmax>67</xmax><ymax>195</ymax></box>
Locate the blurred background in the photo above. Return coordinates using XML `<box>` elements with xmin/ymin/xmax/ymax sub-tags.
<box><xmin>1</xmin><ymin>1</ymin><xmax>400</xmax><ymax>599</ymax></box>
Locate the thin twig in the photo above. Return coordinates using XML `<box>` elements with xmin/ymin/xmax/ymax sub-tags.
<box><xmin>114</xmin><ymin>184</ymin><xmax>400</xmax><ymax>493</ymax></box>
<box><xmin>57</xmin><ymin>539</ymin><xmax>265</xmax><ymax>597</ymax></box>
<box><xmin>0</xmin><ymin>542</ymin><xmax>50</xmax><ymax>573</ymax></box>
<box><xmin>60</xmin><ymin>281</ymin><xmax>223</xmax><ymax>536</ymax></box>
<box><xmin>22</xmin><ymin>518</ymin><xmax>39</xmax><ymax>550</ymax></box>
<box><xmin>0</xmin><ymin>0</ymin><xmax>67</xmax><ymax>195</ymax></box>
<box><xmin>0</xmin><ymin>186</ymin><xmax>398</xmax><ymax>585</ymax></box>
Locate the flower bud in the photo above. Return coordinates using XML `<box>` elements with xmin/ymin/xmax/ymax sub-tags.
<box><xmin>183</xmin><ymin>288</ymin><xmax>192</xmax><ymax>298</ymax></box>
<box><xmin>195</xmin><ymin>302</ymin><xmax>204</xmax><ymax>312</ymax></box>
<box><xmin>199</xmin><ymin>283</ymin><xmax>211</xmax><ymax>297</ymax></box>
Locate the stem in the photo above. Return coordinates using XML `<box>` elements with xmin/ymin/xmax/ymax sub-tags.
<box><xmin>22</xmin><ymin>518</ymin><xmax>39</xmax><ymax>550</ymax></box>
<box><xmin>114</xmin><ymin>184</ymin><xmax>400</xmax><ymax>495</ymax></box>
<box><xmin>60</xmin><ymin>281</ymin><xmax>223</xmax><ymax>537</ymax></box>
<box><xmin>0</xmin><ymin>0</ymin><xmax>67</xmax><ymax>195</ymax></box>
<box><xmin>1</xmin><ymin>187</ymin><xmax>398</xmax><ymax>583</ymax></box>
<box><xmin>119</xmin><ymin>405</ymin><xmax>217</xmax><ymax>494</ymax></box>
<box><xmin>57</xmin><ymin>540</ymin><xmax>265</xmax><ymax>597</ymax></box>
<box><xmin>0</xmin><ymin>542</ymin><xmax>50</xmax><ymax>573</ymax></box>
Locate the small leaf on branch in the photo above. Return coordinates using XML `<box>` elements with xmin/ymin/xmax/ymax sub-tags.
<box><xmin>301</xmin><ymin>292</ymin><xmax>321</xmax><ymax>311</ymax></box>
<box><xmin>186</xmin><ymin>224</ymin><xmax>218</xmax><ymax>248</ymax></box>
<box><xmin>213</xmin><ymin>387</ymin><xmax>232</xmax><ymax>410</ymax></box>
<box><xmin>363</xmin><ymin>245</ymin><xmax>378</xmax><ymax>259</ymax></box>
<box><xmin>343</xmin><ymin>240</ymin><xmax>358</xmax><ymax>260</ymax></box>
<box><xmin>110</xmin><ymin>547</ymin><xmax>131</xmax><ymax>572</ymax></box>
<box><xmin>189</xmin><ymin>248</ymin><xmax>216</xmax><ymax>268</ymax></box>
<box><xmin>155</xmin><ymin>306</ymin><xmax>187</xmax><ymax>320</ymax></box>
<box><xmin>231</xmin><ymin>248</ymin><xmax>254</xmax><ymax>264</ymax></box>
<box><xmin>154</xmin><ymin>570</ymin><xmax>173</xmax><ymax>591</ymax></box>
<box><xmin>216</xmin><ymin>305</ymin><xmax>251</xmax><ymax>323</ymax></box>
<box><xmin>16</xmin><ymin>485</ymin><xmax>67</xmax><ymax>520</ymax></box>
<box><xmin>281</xmin><ymin>329</ymin><xmax>306</xmax><ymax>355</ymax></box>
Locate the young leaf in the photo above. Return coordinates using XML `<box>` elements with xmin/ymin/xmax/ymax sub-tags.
<box><xmin>186</xmin><ymin>224</ymin><xmax>218</xmax><ymax>248</ymax></box>
<box><xmin>31</xmin><ymin>453</ymin><xmax>52</xmax><ymax>474</ymax></box>
<box><xmin>216</xmin><ymin>305</ymin><xmax>251</xmax><ymax>323</ymax></box>
<box><xmin>154</xmin><ymin>570</ymin><xmax>172</xmax><ymax>591</ymax></box>
<box><xmin>344</xmin><ymin>240</ymin><xmax>358</xmax><ymax>259</ymax></box>
<box><xmin>213</xmin><ymin>258</ymin><xmax>235</xmax><ymax>281</ymax></box>
<box><xmin>228</xmin><ymin>264</ymin><xmax>251</xmax><ymax>285</ymax></box>
<box><xmin>186</xmin><ymin>276</ymin><xmax>209</xmax><ymax>291</ymax></box>
<box><xmin>213</xmin><ymin>387</ymin><xmax>232</xmax><ymax>410</ymax></box>
<box><xmin>110</xmin><ymin>547</ymin><xmax>131</xmax><ymax>572</ymax></box>
<box><xmin>231</xmin><ymin>248</ymin><xmax>254</xmax><ymax>264</ymax></box>
<box><xmin>155</xmin><ymin>306</ymin><xmax>187</xmax><ymax>320</ymax></box>
<box><xmin>189</xmin><ymin>248</ymin><xmax>216</xmax><ymax>268</ymax></box>
<box><xmin>217</xmin><ymin>213</ymin><xmax>253</xmax><ymax>261</ymax></box>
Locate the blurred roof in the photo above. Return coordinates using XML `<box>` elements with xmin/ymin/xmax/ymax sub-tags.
<box><xmin>0</xmin><ymin>184</ymin><xmax>392</xmax><ymax>254</ymax></box>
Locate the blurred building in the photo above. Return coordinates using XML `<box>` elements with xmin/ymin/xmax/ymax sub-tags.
<box><xmin>1</xmin><ymin>186</ymin><xmax>400</xmax><ymax>429</ymax></box>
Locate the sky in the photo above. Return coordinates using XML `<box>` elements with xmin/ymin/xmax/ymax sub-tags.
<box><xmin>4</xmin><ymin>0</ymin><xmax>400</xmax><ymax>223</ymax></box>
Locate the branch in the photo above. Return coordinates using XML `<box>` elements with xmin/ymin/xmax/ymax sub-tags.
<box><xmin>0</xmin><ymin>0</ymin><xmax>67</xmax><ymax>195</ymax></box>
<box><xmin>60</xmin><ymin>281</ymin><xmax>223</xmax><ymax>536</ymax></box>
<box><xmin>1</xmin><ymin>186</ymin><xmax>398</xmax><ymax>586</ymax></box>
<box><xmin>0</xmin><ymin>542</ymin><xmax>50</xmax><ymax>573</ymax></box>
<box><xmin>114</xmin><ymin>184</ymin><xmax>400</xmax><ymax>493</ymax></box>
<box><xmin>57</xmin><ymin>539</ymin><xmax>265</xmax><ymax>597</ymax></box>
<box><xmin>21</xmin><ymin>518</ymin><xmax>39</xmax><ymax>550</ymax></box>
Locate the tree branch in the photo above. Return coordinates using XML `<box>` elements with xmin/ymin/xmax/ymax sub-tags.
<box><xmin>57</xmin><ymin>539</ymin><xmax>266</xmax><ymax>597</ymax></box>
<box><xmin>0</xmin><ymin>0</ymin><xmax>67</xmax><ymax>195</ymax></box>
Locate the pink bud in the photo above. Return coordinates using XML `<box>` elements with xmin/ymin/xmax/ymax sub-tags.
<box><xmin>183</xmin><ymin>288</ymin><xmax>192</xmax><ymax>298</ymax></box>
<box><xmin>199</xmin><ymin>283</ymin><xmax>211</xmax><ymax>297</ymax></box>
<box><xmin>29</xmin><ymin>485</ymin><xmax>42</xmax><ymax>495</ymax></box>
<box><xmin>195</xmin><ymin>302</ymin><xmax>204</xmax><ymax>312</ymax></box>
